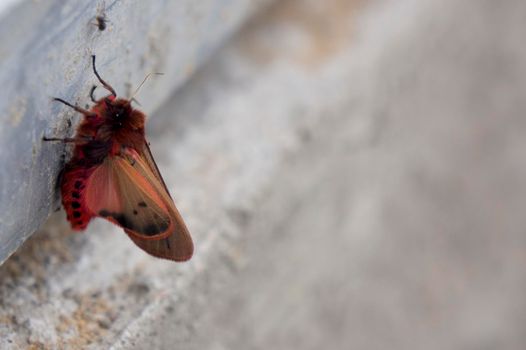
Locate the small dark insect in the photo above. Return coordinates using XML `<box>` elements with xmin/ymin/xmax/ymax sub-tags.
<box><xmin>94</xmin><ymin>15</ymin><xmax>107</xmax><ymax>31</ymax></box>
<box><xmin>43</xmin><ymin>56</ymin><xmax>194</xmax><ymax>262</ymax></box>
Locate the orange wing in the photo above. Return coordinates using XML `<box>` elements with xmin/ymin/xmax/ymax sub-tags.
<box><xmin>83</xmin><ymin>146</ymin><xmax>193</xmax><ymax>261</ymax></box>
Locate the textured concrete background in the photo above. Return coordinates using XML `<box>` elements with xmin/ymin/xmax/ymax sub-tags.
<box><xmin>1</xmin><ymin>0</ymin><xmax>526</xmax><ymax>348</ymax></box>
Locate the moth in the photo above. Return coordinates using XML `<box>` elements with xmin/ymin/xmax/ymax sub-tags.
<box><xmin>45</xmin><ymin>55</ymin><xmax>193</xmax><ymax>261</ymax></box>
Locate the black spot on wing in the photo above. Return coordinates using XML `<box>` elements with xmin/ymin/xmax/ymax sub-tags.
<box><xmin>99</xmin><ymin>209</ymin><xmax>136</xmax><ymax>231</ymax></box>
<box><xmin>143</xmin><ymin>221</ymin><xmax>170</xmax><ymax>236</ymax></box>
<box><xmin>98</xmin><ymin>209</ymin><xmax>169</xmax><ymax>235</ymax></box>
<box><xmin>138</xmin><ymin>201</ymin><xmax>147</xmax><ymax>208</ymax></box>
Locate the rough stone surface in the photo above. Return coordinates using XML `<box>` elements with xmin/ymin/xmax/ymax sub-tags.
<box><xmin>1</xmin><ymin>0</ymin><xmax>526</xmax><ymax>349</ymax></box>
<box><xmin>0</xmin><ymin>0</ymin><xmax>269</xmax><ymax>264</ymax></box>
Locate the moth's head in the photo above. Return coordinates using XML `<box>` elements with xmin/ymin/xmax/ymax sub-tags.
<box><xmin>103</xmin><ymin>97</ymin><xmax>133</xmax><ymax>123</ymax></box>
<box><xmin>97</xmin><ymin>95</ymin><xmax>145</xmax><ymax>132</ymax></box>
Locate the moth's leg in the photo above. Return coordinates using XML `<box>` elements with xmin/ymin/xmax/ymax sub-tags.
<box><xmin>124</xmin><ymin>152</ymin><xmax>136</xmax><ymax>166</ymax></box>
<box><xmin>119</xmin><ymin>145</ymin><xmax>137</xmax><ymax>166</ymax></box>
<box><xmin>43</xmin><ymin>137</ymin><xmax>78</xmax><ymax>143</ymax></box>
<box><xmin>89</xmin><ymin>85</ymin><xmax>97</xmax><ymax>103</ymax></box>
<box><xmin>43</xmin><ymin>136</ymin><xmax>94</xmax><ymax>143</ymax></box>
<box><xmin>53</xmin><ymin>98</ymin><xmax>97</xmax><ymax>118</ymax></box>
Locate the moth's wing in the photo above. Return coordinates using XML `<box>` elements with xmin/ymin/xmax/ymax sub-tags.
<box><xmin>138</xmin><ymin>141</ymin><xmax>173</xmax><ymax>198</ymax></box>
<box><xmin>84</xmin><ymin>155</ymin><xmax>171</xmax><ymax>238</ymax></box>
<box><xmin>127</xmin><ymin>231</ymin><xmax>193</xmax><ymax>262</ymax></box>
<box><xmin>83</xmin><ymin>148</ymin><xmax>193</xmax><ymax>261</ymax></box>
<box><xmin>122</xmin><ymin>147</ymin><xmax>193</xmax><ymax>261</ymax></box>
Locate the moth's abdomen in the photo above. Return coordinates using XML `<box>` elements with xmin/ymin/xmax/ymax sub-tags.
<box><xmin>61</xmin><ymin>165</ymin><xmax>95</xmax><ymax>230</ymax></box>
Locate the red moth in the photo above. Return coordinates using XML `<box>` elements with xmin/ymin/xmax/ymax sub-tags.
<box><xmin>45</xmin><ymin>55</ymin><xmax>193</xmax><ymax>261</ymax></box>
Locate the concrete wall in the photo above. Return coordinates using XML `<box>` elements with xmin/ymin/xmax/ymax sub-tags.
<box><xmin>1</xmin><ymin>0</ymin><xmax>526</xmax><ymax>348</ymax></box>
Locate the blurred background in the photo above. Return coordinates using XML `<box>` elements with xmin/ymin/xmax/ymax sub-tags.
<box><xmin>0</xmin><ymin>0</ymin><xmax>525</xmax><ymax>348</ymax></box>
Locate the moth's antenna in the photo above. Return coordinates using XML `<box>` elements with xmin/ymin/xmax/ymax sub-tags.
<box><xmin>92</xmin><ymin>55</ymin><xmax>116</xmax><ymax>97</ymax></box>
<box><xmin>130</xmin><ymin>72</ymin><xmax>164</xmax><ymax>101</ymax></box>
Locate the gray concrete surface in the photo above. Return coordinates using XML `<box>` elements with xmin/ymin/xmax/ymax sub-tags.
<box><xmin>0</xmin><ymin>0</ymin><xmax>269</xmax><ymax>264</ymax></box>
<box><xmin>1</xmin><ymin>0</ymin><xmax>526</xmax><ymax>348</ymax></box>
